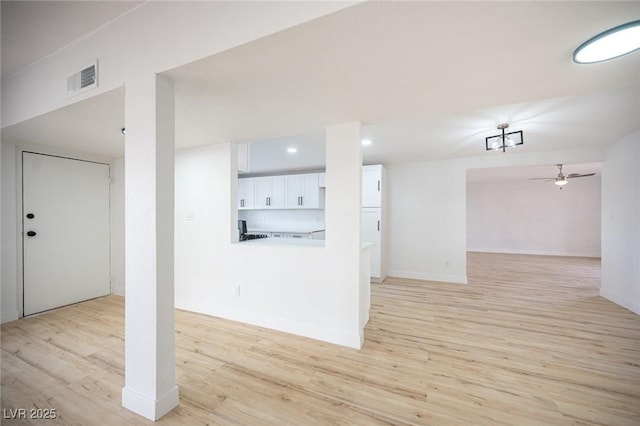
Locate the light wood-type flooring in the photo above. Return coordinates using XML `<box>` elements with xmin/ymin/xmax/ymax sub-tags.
<box><xmin>2</xmin><ymin>253</ymin><xmax>639</xmax><ymax>425</ymax></box>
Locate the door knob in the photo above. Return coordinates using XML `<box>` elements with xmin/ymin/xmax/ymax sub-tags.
<box><xmin>27</xmin><ymin>231</ymin><xmax>37</xmax><ymax>237</ymax></box>
<box><xmin>26</xmin><ymin>213</ymin><xmax>35</xmax><ymax>219</ymax></box>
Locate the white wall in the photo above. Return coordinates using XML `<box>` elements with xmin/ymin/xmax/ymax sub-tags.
<box><xmin>1</xmin><ymin>143</ymin><xmax>19</xmax><ymax>322</ymax></box>
<box><xmin>600</xmin><ymin>131</ymin><xmax>640</xmax><ymax>315</ymax></box>
<box><xmin>239</xmin><ymin>209</ymin><xmax>325</xmax><ymax>230</ymax></box>
<box><xmin>386</xmin><ymin>160</ymin><xmax>468</xmax><ymax>284</ymax></box>
<box><xmin>174</xmin><ymin>124</ymin><xmax>365</xmax><ymax>349</ymax></box>
<box><xmin>384</xmin><ymin>148</ymin><xmax>605</xmax><ymax>285</ymax></box>
<box><xmin>467</xmin><ymin>176</ymin><xmax>601</xmax><ymax>257</ymax></box>
<box><xmin>110</xmin><ymin>158</ymin><xmax>125</xmax><ymax>296</ymax></box>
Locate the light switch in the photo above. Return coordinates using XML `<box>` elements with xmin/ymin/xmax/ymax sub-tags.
<box><xmin>187</xmin><ymin>210</ymin><xmax>195</xmax><ymax>221</ymax></box>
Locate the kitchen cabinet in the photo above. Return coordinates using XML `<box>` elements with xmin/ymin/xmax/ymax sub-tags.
<box><xmin>362</xmin><ymin>165</ymin><xmax>383</xmax><ymax>207</ymax></box>
<box><xmin>237</xmin><ymin>142</ymin><xmax>250</xmax><ymax>173</ymax></box>
<box><xmin>255</xmin><ymin>175</ymin><xmax>285</xmax><ymax>209</ymax></box>
<box><xmin>284</xmin><ymin>173</ymin><xmax>322</xmax><ymax>209</ymax></box>
<box><xmin>361</xmin><ymin>164</ymin><xmax>385</xmax><ymax>282</ymax></box>
<box><xmin>238</xmin><ymin>177</ymin><xmax>255</xmax><ymax>209</ymax></box>
<box><xmin>362</xmin><ymin>207</ymin><xmax>383</xmax><ymax>281</ymax></box>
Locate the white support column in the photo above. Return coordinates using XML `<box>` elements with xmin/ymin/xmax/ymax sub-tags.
<box><xmin>325</xmin><ymin>122</ymin><xmax>364</xmax><ymax>347</ymax></box>
<box><xmin>122</xmin><ymin>74</ymin><xmax>179</xmax><ymax>420</ymax></box>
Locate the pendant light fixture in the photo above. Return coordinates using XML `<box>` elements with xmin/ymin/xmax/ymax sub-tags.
<box><xmin>573</xmin><ymin>20</ymin><xmax>640</xmax><ymax>64</ymax></box>
<box><xmin>485</xmin><ymin>123</ymin><xmax>524</xmax><ymax>153</ymax></box>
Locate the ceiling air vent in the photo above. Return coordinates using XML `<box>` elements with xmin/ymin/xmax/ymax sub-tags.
<box><xmin>67</xmin><ymin>61</ymin><xmax>98</xmax><ymax>98</ymax></box>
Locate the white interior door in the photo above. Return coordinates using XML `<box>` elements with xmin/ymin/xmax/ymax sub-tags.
<box><xmin>23</xmin><ymin>152</ymin><xmax>111</xmax><ymax>316</ymax></box>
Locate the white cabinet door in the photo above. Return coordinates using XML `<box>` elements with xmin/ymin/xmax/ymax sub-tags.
<box><xmin>362</xmin><ymin>165</ymin><xmax>382</xmax><ymax>207</ymax></box>
<box><xmin>256</xmin><ymin>176</ymin><xmax>285</xmax><ymax>209</ymax></box>
<box><xmin>285</xmin><ymin>173</ymin><xmax>320</xmax><ymax>209</ymax></box>
<box><xmin>237</xmin><ymin>142</ymin><xmax>250</xmax><ymax>173</ymax></box>
<box><xmin>238</xmin><ymin>177</ymin><xmax>255</xmax><ymax>209</ymax></box>
<box><xmin>362</xmin><ymin>208</ymin><xmax>381</xmax><ymax>279</ymax></box>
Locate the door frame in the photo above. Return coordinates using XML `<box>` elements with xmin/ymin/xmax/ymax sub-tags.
<box><xmin>19</xmin><ymin>149</ymin><xmax>112</xmax><ymax>317</ymax></box>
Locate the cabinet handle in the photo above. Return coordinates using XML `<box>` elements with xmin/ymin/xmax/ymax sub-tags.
<box><xmin>266</xmin><ymin>197</ymin><xmax>270</xmax><ymax>206</ymax></box>
<box><xmin>300</xmin><ymin>196</ymin><xmax>304</xmax><ymax>206</ymax></box>
<box><xmin>378</xmin><ymin>220</ymin><xmax>380</xmax><ymax>231</ymax></box>
<box><xmin>240</xmin><ymin>199</ymin><xmax>244</xmax><ymax>208</ymax></box>
<box><xmin>378</xmin><ymin>180</ymin><xmax>381</xmax><ymax>191</ymax></box>
<box><xmin>298</xmin><ymin>196</ymin><xmax>301</xmax><ymax>206</ymax></box>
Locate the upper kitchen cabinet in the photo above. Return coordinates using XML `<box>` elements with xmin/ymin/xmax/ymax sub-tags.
<box><xmin>238</xmin><ymin>177</ymin><xmax>256</xmax><ymax>209</ymax></box>
<box><xmin>285</xmin><ymin>173</ymin><xmax>322</xmax><ymax>209</ymax></box>
<box><xmin>237</xmin><ymin>142</ymin><xmax>250</xmax><ymax>173</ymax></box>
<box><xmin>255</xmin><ymin>175</ymin><xmax>285</xmax><ymax>209</ymax></box>
<box><xmin>362</xmin><ymin>164</ymin><xmax>385</xmax><ymax>207</ymax></box>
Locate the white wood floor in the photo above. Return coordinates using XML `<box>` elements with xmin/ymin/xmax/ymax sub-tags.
<box><xmin>2</xmin><ymin>253</ymin><xmax>639</xmax><ymax>424</ymax></box>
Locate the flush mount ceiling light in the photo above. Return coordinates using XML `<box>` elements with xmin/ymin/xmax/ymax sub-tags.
<box><xmin>287</xmin><ymin>147</ymin><xmax>297</xmax><ymax>154</ymax></box>
<box><xmin>485</xmin><ymin>123</ymin><xmax>524</xmax><ymax>153</ymax></box>
<box><xmin>573</xmin><ymin>20</ymin><xmax>640</xmax><ymax>64</ymax></box>
<box><xmin>361</xmin><ymin>139</ymin><xmax>372</xmax><ymax>146</ymax></box>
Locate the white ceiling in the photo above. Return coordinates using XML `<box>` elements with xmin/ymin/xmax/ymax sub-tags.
<box><xmin>1</xmin><ymin>1</ymin><xmax>639</xmax><ymax>173</ymax></box>
<box><xmin>1</xmin><ymin>1</ymin><xmax>143</xmax><ymax>77</ymax></box>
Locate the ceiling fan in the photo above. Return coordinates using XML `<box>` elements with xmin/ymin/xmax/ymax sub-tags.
<box><xmin>530</xmin><ymin>164</ymin><xmax>596</xmax><ymax>188</ymax></box>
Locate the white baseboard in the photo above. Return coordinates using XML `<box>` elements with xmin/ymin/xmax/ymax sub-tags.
<box><xmin>467</xmin><ymin>248</ymin><xmax>601</xmax><ymax>258</ymax></box>
<box><xmin>387</xmin><ymin>270</ymin><xmax>468</xmax><ymax>284</ymax></box>
<box><xmin>600</xmin><ymin>288</ymin><xmax>640</xmax><ymax>315</ymax></box>
<box><xmin>122</xmin><ymin>385</ymin><xmax>179</xmax><ymax>421</ymax></box>
<box><xmin>1</xmin><ymin>310</ymin><xmax>19</xmax><ymax>324</ymax></box>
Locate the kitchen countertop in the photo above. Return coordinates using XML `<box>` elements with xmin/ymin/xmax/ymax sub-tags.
<box><xmin>239</xmin><ymin>238</ymin><xmax>374</xmax><ymax>250</ymax></box>
<box><xmin>247</xmin><ymin>225</ymin><xmax>325</xmax><ymax>234</ymax></box>
<box><xmin>238</xmin><ymin>238</ymin><xmax>325</xmax><ymax>248</ymax></box>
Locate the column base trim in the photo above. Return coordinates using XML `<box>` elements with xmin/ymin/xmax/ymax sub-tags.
<box><xmin>122</xmin><ymin>385</ymin><xmax>179</xmax><ymax>421</ymax></box>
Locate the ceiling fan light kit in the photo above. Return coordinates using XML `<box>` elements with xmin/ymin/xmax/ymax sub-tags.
<box><xmin>485</xmin><ymin>123</ymin><xmax>524</xmax><ymax>153</ymax></box>
<box><xmin>573</xmin><ymin>20</ymin><xmax>640</xmax><ymax>64</ymax></box>
<box><xmin>555</xmin><ymin>178</ymin><xmax>568</xmax><ymax>186</ymax></box>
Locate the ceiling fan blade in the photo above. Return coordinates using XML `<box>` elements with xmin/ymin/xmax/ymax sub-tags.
<box><xmin>567</xmin><ymin>173</ymin><xmax>596</xmax><ymax>179</ymax></box>
<box><xmin>529</xmin><ymin>178</ymin><xmax>555</xmax><ymax>181</ymax></box>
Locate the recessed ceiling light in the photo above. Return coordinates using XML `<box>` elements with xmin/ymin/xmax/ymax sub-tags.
<box><xmin>361</xmin><ymin>139</ymin><xmax>372</xmax><ymax>146</ymax></box>
<box><xmin>574</xmin><ymin>20</ymin><xmax>640</xmax><ymax>64</ymax></box>
<box><xmin>287</xmin><ymin>147</ymin><xmax>297</xmax><ymax>154</ymax></box>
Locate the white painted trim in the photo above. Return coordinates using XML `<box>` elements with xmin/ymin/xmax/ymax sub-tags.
<box><xmin>1</xmin><ymin>310</ymin><xmax>19</xmax><ymax>324</ymax></box>
<box><xmin>371</xmin><ymin>274</ymin><xmax>386</xmax><ymax>283</ymax></box>
<box><xmin>467</xmin><ymin>249</ymin><xmax>601</xmax><ymax>258</ymax></box>
<box><xmin>122</xmin><ymin>385</ymin><xmax>179</xmax><ymax>421</ymax></box>
<box><xmin>387</xmin><ymin>270</ymin><xmax>468</xmax><ymax>285</ymax></box>
<box><xmin>600</xmin><ymin>288</ymin><xmax>640</xmax><ymax>316</ymax></box>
